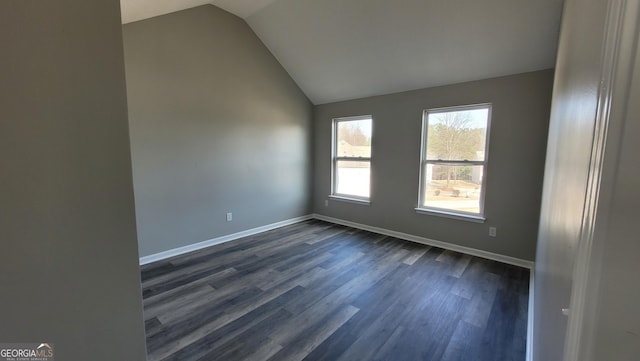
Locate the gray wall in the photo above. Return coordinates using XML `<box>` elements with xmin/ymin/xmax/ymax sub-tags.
<box><xmin>123</xmin><ymin>5</ymin><xmax>313</xmax><ymax>257</ymax></box>
<box><xmin>0</xmin><ymin>1</ymin><xmax>147</xmax><ymax>360</ymax></box>
<box><xmin>313</xmin><ymin>70</ymin><xmax>553</xmax><ymax>261</ymax></box>
<box><xmin>534</xmin><ymin>0</ymin><xmax>640</xmax><ymax>359</ymax></box>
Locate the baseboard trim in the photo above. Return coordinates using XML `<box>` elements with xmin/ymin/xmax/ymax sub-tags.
<box><xmin>139</xmin><ymin>215</ymin><xmax>313</xmax><ymax>265</ymax></box>
<box><xmin>139</xmin><ymin>213</ymin><xmax>534</xmax><ymax>270</ymax></box>
<box><xmin>312</xmin><ymin>214</ymin><xmax>534</xmax><ymax>269</ymax></box>
<box><xmin>526</xmin><ymin>268</ymin><xmax>535</xmax><ymax>361</ymax></box>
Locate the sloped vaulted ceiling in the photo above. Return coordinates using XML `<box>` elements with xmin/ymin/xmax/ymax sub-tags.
<box><xmin>121</xmin><ymin>0</ymin><xmax>564</xmax><ymax>104</ymax></box>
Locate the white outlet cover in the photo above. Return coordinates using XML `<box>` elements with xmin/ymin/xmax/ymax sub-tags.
<box><xmin>489</xmin><ymin>227</ymin><xmax>497</xmax><ymax>237</ymax></box>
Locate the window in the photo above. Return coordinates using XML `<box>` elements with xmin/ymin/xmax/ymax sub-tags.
<box><xmin>417</xmin><ymin>104</ymin><xmax>491</xmax><ymax>220</ymax></box>
<box><xmin>331</xmin><ymin>115</ymin><xmax>372</xmax><ymax>202</ymax></box>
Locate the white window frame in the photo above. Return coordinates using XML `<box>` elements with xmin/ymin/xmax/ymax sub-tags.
<box><xmin>330</xmin><ymin>115</ymin><xmax>373</xmax><ymax>204</ymax></box>
<box><xmin>416</xmin><ymin>103</ymin><xmax>491</xmax><ymax>222</ymax></box>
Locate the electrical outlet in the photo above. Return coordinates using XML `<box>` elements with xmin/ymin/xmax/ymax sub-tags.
<box><xmin>325</xmin><ymin>200</ymin><xmax>329</xmax><ymax>207</ymax></box>
<box><xmin>489</xmin><ymin>227</ymin><xmax>497</xmax><ymax>237</ymax></box>
<box><xmin>226</xmin><ymin>212</ymin><xmax>232</xmax><ymax>222</ymax></box>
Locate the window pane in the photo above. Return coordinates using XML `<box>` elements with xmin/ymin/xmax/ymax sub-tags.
<box><xmin>337</xmin><ymin>119</ymin><xmax>372</xmax><ymax>157</ymax></box>
<box><xmin>426</xmin><ymin>108</ymin><xmax>488</xmax><ymax>161</ymax></box>
<box><xmin>336</xmin><ymin>160</ymin><xmax>370</xmax><ymax>198</ymax></box>
<box><xmin>422</xmin><ymin>164</ymin><xmax>484</xmax><ymax>214</ymax></box>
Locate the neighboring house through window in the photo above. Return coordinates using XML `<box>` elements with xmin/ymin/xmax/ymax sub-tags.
<box><xmin>331</xmin><ymin>115</ymin><xmax>372</xmax><ymax>203</ymax></box>
<box><xmin>417</xmin><ymin>104</ymin><xmax>491</xmax><ymax>220</ymax></box>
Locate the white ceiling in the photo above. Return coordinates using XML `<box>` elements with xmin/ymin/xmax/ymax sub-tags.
<box><xmin>121</xmin><ymin>0</ymin><xmax>276</xmax><ymax>23</ymax></box>
<box><xmin>121</xmin><ymin>0</ymin><xmax>564</xmax><ymax>104</ymax></box>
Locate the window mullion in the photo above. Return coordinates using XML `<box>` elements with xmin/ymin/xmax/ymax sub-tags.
<box><xmin>337</xmin><ymin>156</ymin><xmax>371</xmax><ymax>162</ymax></box>
<box><xmin>425</xmin><ymin>160</ymin><xmax>485</xmax><ymax>165</ymax></box>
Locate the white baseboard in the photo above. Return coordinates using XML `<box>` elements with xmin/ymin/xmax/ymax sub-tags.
<box><xmin>526</xmin><ymin>268</ymin><xmax>535</xmax><ymax>361</ymax></box>
<box><xmin>139</xmin><ymin>215</ymin><xmax>313</xmax><ymax>265</ymax></box>
<box><xmin>312</xmin><ymin>214</ymin><xmax>534</xmax><ymax>269</ymax></box>
<box><xmin>139</xmin><ymin>212</ymin><xmax>534</xmax><ymax>270</ymax></box>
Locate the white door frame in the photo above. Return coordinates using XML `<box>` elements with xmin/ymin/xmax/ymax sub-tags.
<box><xmin>563</xmin><ymin>1</ymin><xmax>640</xmax><ymax>360</ymax></box>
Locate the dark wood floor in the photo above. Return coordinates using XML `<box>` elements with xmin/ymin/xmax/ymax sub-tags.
<box><xmin>140</xmin><ymin>220</ymin><xmax>529</xmax><ymax>361</ymax></box>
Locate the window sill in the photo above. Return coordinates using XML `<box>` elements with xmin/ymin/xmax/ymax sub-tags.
<box><xmin>329</xmin><ymin>195</ymin><xmax>370</xmax><ymax>206</ymax></box>
<box><xmin>414</xmin><ymin>208</ymin><xmax>486</xmax><ymax>223</ymax></box>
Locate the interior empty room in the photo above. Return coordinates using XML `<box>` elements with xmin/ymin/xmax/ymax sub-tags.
<box><xmin>2</xmin><ymin>0</ymin><xmax>638</xmax><ymax>361</ymax></box>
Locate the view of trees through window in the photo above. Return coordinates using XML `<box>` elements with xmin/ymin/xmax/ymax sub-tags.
<box><xmin>421</xmin><ymin>106</ymin><xmax>490</xmax><ymax>215</ymax></box>
<box><xmin>333</xmin><ymin>117</ymin><xmax>372</xmax><ymax>199</ymax></box>
<box><xmin>337</xmin><ymin>121</ymin><xmax>372</xmax><ymax>154</ymax></box>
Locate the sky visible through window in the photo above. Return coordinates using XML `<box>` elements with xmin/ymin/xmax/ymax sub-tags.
<box><xmin>429</xmin><ymin>108</ymin><xmax>488</xmax><ymax>129</ymax></box>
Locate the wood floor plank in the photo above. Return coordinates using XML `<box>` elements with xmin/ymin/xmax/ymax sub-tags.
<box><xmin>462</xmin><ymin>270</ymin><xmax>501</xmax><ymax>329</ymax></box>
<box><xmin>142</xmin><ymin>258</ymin><xmax>227</xmax><ymax>289</ymax></box>
<box><xmin>142</xmin><ymin>264</ymin><xmax>229</xmax><ymax>299</ymax></box>
<box><xmin>450</xmin><ymin>259</ymin><xmax>487</xmax><ymax>300</ymax></box>
<box><xmin>194</xmin><ymin>310</ymin><xmax>290</xmax><ymax>361</ymax></box>
<box><xmin>152</xmin><ymin>287</ymin><xmax>304</xmax><ymax>361</ymax></box>
<box><xmin>141</xmin><ymin>261</ymin><xmax>177</xmax><ymax>282</ymax></box>
<box><xmin>371</xmin><ymin>325</ymin><xmax>406</xmax><ymax>361</ymax></box>
<box><xmin>440</xmin><ymin>320</ymin><xmax>483</xmax><ymax>361</ymax></box>
<box><xmin>141</xmin><ymin>220</ymin><xmax>529</xmax><ymax>361</ymax></box>
<box><xmin>241</xmin><ymin>338</ymin><xmax>283</xmax><ymax>361</ymax></box>
<box><xmin>300</xmin><ymin>327</ymin><xmax>358</xmax><ymax>361</ymax></box>
<box><xmin>337</xmin><ymin>263</ymin><xmax>444</xmax><ymax>361</ymax></box>
<box><xmin>402</xmin><ymin>245</ymin><xmax>430</xmax><ymax>265</ymax></box>
<box><xmin>257</xmin><ymin>253</ymin><xmax>333</xmax><ymax>291</ymax></box>
<box><xmin>144</xmin><ymin>283</ymin><xmax>216</xmax><ymax>320</ymax></box>
<box><xmin>451</xmin><ymin>254</ymin><xmax>473</xmax><ymax>278</ymax></box>
<box><xmin>267</xmin><ymin>304</ymin><xmax>359</xmax><ymax>361</ymax></box>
